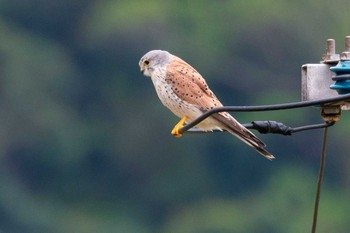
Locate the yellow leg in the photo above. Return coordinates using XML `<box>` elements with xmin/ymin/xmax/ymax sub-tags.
<box><xmin>171</xmin><ymin>116</ymin><xmax>187</xmax><ymax>138</ymax></box>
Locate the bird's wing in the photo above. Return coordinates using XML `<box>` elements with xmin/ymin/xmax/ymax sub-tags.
<box><xmin>165</xmin><ymin>56</ymin><xmax>223</xmax><ymax>110</ymax></box>
<box><xmin>165</xmin><ymin>56</ymin><xmax>274</xmax><ymax>160</ymax></box>
<box><xmin>165</xmin><ymin>56</ymin><xmax>260</xmax><ymax>142</ymax></box>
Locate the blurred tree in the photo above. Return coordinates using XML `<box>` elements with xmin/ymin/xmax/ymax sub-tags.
<box><xmin>0</xmin><ymin>0</ymin><xmax>349</xmax><ymax>232</ymax></box>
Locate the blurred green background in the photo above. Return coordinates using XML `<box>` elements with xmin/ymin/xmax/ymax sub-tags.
<box><xmin>0</xmin><ymin>0</ymin><xmax>350</xmax><ymax>232</ymax></box>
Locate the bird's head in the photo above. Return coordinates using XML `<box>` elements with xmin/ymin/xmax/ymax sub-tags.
<box><xmin>139</xmin><ymin>50</ymin><xmax>171</xmax><ymax>77</ymax></box>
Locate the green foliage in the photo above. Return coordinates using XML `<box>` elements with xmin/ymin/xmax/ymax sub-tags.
<box><xmin>0</xmin><ymin>0</ymin><xmax>350</xmax><ymax>232</ymax></box>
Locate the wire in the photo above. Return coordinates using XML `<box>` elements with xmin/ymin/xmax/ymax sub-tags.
<box><xmin>179</xmin><ymin>93</ymin><xmax>350</xmax><ymax>134</ymax></box>
<box><xmin>291</xmin><ymin>122</ymin><xmax>335</xmax><ymax>133</ymax></box>
<box><xmin>185</xmin><ymin>121</ymin><xmax>335</xmax><ymax>136</ymax></box>
<box><xmin>311</xmin><ymin>127</ymin><xmax>329</xmax><ymax>233</ymax></box>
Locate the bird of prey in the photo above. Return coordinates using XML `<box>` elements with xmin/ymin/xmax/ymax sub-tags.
<box><xmin>139</xmin><ymin>50</ymin><xmax>274</xmax><ymax>160</ymax></box>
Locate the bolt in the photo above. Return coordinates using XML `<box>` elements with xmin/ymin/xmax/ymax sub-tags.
<box><xmin>321</xmin><ymin>106</ymin><xmax>341</xmax><ymax>123</ymax></box>
<box><xmin>345</xmin><ymin>36</ymin><xmax>350</xmax><ymax>51</ymax></box>
<box><xmin>322</xmin><ymin>39</ymin><xmax>339</xmax><ymax>63</ymax></box>
<box><xmin>327</xmin><ymin>39</ymin><xmax>335</xmax><ymax>55</ymax></box>
<box><xmin>341</xmin><ymin>36</ymin><xmax>350</xmax><ymax>60</ymax></box>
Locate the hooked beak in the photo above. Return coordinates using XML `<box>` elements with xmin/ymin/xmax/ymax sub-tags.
<box><xmin>140</xmin><ymin>63</ymin><xmax>145</xmax><ymax>74</ymax></box>
<box><xmin>139</xmin><ymin>62</ymin><xmax>151</xmax><ymax>77</ymax></box>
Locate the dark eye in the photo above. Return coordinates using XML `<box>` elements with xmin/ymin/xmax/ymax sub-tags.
<box><xmin>144</xmin><ymin>60</ymin><xmax>150</xmax><ymax>65</ymax></box>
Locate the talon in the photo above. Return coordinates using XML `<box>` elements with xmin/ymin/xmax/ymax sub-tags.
<box><xmin>171</xmin><ymin>116</ymin><xmax>187</xmax><ymax>138</ymax></box>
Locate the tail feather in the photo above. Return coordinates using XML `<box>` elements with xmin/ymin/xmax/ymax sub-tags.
<box><xmin>211</xmin><ymin>112</ymin><xmax>275</xmax><ymax>160</ymax></box>
<box><xmin>252</xmin><ymin>144</ymin><xmax>275</xmax><ymax>161</ymax></box>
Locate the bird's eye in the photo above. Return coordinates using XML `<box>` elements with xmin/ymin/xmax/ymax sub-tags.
<box><xmin>144</xmin><ymin>60</ymin><xmax>150</xmax><ymax>65</ymax></box>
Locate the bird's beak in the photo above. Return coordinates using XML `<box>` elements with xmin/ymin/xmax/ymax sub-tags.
<box><xmin>140</xmin><ymin>64</ymin><xmax>145</xmax><ymax>74</ymax></box>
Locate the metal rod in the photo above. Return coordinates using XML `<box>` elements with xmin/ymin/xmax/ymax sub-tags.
<box><xmin>311</xmin><ymin>127</ymin><xmax>329</xmax><ymax>233</ymax></box>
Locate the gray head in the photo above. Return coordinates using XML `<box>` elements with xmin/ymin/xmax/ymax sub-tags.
<box><xmin>139</xmin><ymin>50</ymin><xmax>172</xmax><ymax>77</ymax></box>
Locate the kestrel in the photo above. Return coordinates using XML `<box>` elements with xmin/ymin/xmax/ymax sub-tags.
<box><xmin>139</xmin><ymin>50</ymin><xmax>274</xmax><ymax>160</ymax></box>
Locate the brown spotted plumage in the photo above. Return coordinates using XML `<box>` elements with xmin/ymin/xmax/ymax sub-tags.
<box><xmin>139</xmin><ymin>50</ymin><xmax>274</xmax><ymax>160</ymax></box>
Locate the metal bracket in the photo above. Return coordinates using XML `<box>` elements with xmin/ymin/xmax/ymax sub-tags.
<box><xmin>301</xmin><ymin>36</ymin><xmax>350</xmax><ymax>110</ymax></box>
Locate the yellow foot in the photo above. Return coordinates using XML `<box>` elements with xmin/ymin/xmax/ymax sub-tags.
<box><xmin>171</xmin><ymin>116</ymin><xmax>187</xmax><ymax>138</ymax></box>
